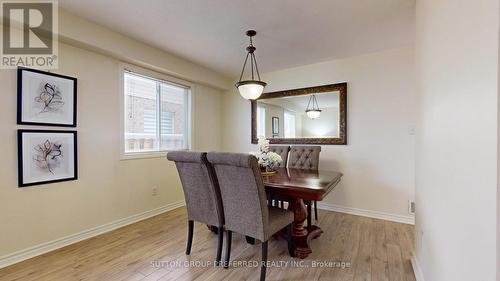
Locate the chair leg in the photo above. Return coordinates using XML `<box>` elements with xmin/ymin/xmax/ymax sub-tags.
<box><xmin>286</xmin><ymin>224</ymin><xmax>294</xmax><ymax>257</ymax></box>
<box><xmin>224</xmin><ymin>230</ymin><xmax>232</xmax><ymax>269</ymax></box>
<box><xmin>216</xmin><ymin>227</ymin><xmax>224</xmax><ymax>266</ymax></box>
<box><xmin>260</xmin><ymin>241</ymin><xmax>268</xmax><ymax>281</ymax></box>
<box><xmin>186</xmin><ymin>220</ymin><xmax>194</xmax><ymax>255</ymax></box>
<box><xmin>307</xmin><ymin>204</ymin><xmax>312</xmax><ymax>227</ymax></box>
<box><xmin>314</xmin><ymin>201</ymin><xmax>318</xmax><ymax>220</ymax></box>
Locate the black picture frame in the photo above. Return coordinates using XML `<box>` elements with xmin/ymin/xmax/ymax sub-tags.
<box><xmin>18</xmin><ymin>129</ymin><xmax>78</xmax><ymax>187</ymax></box>
<box><xmin>272</xmin><ymin>117</ymin><xmax>279</xmax><ymax>136</ymax></box>
<box><xmin>17</xmin><ymin>67</ymin><xmax>77</xmax><ymax>127</ymax></box>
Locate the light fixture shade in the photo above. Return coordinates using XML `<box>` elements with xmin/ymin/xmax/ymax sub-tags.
<box><xmin>236</xmin><ymin>80</ymin><xmax>266</xmax><ymax>100</ymax></box>
<box><xmin>306</xmin><ymin>110</ymin><xmax>321</xmax><ymax>119</ymax></box>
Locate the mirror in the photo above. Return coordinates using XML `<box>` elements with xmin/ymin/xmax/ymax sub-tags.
<box><xmin>251</xmin><ymin>83</ymin><xmax>347</xmax><ymax>145</ymax></box>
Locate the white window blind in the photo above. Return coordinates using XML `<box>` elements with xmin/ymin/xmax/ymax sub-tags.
<box><xmin>161</xmin><ymin>112</ymin><xmax>174</xmax><ymax>135</ymax></box>
<box><xmin>124</xmin><ymin>71</ymin><xmax>190</xmax><ymax>155</ymax></box>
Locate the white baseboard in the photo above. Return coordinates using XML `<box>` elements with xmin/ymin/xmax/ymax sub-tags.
<box><xmin>0</xmin><ymin>200</ymin><xmax>185</xmax><ymax>269</ymax></box>
<box><xmin>317</xmin><ymin>202</ymin><xmax>415</xmax><ymax>225</ymax></box>
<box><xmin>411</xmin><ymin>254</ymin><xmax>425</xmax><ymax>281</ymax></box>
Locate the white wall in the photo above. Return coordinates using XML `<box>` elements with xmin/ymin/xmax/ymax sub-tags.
<box><xmin>415</xmin><ymin>0</ymin><xmax>499</xmax><ymax>280</ymax></box>
<box><xmin>0</xmin><ymin>17</ymin><xmax>227</xmax><ymax>263</ymax></box>
<box><xmin>301</xmin><ymin>107</ymin><xmax>339</xmax><ymax>137</ymax></box>
<box><xmin>222</xmin><ymin>48</ymin><xmax>416</xmax><ymax>221</ymax></box>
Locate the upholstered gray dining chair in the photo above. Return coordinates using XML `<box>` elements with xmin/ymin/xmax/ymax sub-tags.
<box><xmin>269</xmin><ymin>145</ymin><xmax>290</xmax><ymax>167</ymax></box>
<box><xmin>288</xmin><ymin>146</ymin><xmax>322</xmax><ymax>224</ymax></box>
<box><xmin>167</xmin><ymin>151</ymin><xmax>225</xmax><ymax>265</ymax></box>
<box><xmin>207</xmin><ymin>152</ymin><xmax>294</xmax><ymax>281</ymax></box>
<box><xmin>288</xmin><ymin>146</ymin><xmax>321</xmax><ymax>170</ymax></box>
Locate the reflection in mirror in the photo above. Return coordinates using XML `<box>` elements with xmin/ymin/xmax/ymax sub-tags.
<box><xmin>251</xmin><ymin>82</ymin><xmax>347</xmax><ymax>145</ymax></box>
<box><xmin>256</xmin><ymin>91</ymin><xmax>340</xmax><ymax>139</ymax></box>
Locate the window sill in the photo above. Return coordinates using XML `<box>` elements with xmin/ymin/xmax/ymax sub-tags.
<box><xmin>120</xmin><ymin>150</ymin><xmax>188</xmax><ymax>160</ymax></box>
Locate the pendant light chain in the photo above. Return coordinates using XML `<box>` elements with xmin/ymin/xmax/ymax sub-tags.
<box><xmin>238</xmin><ymin>33</ymin><xmax>262</xmax><ymax>82</ymax></box>
<box><xmin>313</xmin><ymin>95</ymin><xmax>320</xmax><ymax>110</ymax></box>
<box><xmin>250</xmin><ymin>50</ymin><xmax>254</xmax><ymax>80</ymax></box>
<box><xmin>238</xmin><ymin>52</ymin><xmax>250</xmax><ymax>82</ymax></box>
<box><xmin>306</xmin><ymin>95</ymin><xmax>321</xmax><ymax>111</ymax></box>
<box><xmin>306</xmin><ymin>95</ymin><xmax>313</xmax><ymax>111</ymax></box>
<box><xmin>252</xmin><ymin>53</ymin><xmax>262</xmax><ymax>81</ymax></box>
<box><xmin>250</xmin><ymin>35</ymin><xmax>254</xmax><ymax>80</ymax></box>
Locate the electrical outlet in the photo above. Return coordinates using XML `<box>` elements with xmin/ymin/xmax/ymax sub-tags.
<box><xmin>408</xmin><ymin>200</ymin><xmax>415</xmax><ymax>214</ymax></box>
<box><xmin>152</xmin><ymin>186</ymin><xmax>158</xmax><ymax>196</ymax></box>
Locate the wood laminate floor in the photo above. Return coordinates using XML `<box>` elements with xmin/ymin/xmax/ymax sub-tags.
<box><xmin>0</xmin><ymin>207</ymin><xmax>415</xmax><ymax>281</ymax></box>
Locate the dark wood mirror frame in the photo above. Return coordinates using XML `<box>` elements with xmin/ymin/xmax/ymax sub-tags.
<box><xmin>251</xmin><ymin>82</ymin><xmax>347</xmax><ymax>145</ymax></box>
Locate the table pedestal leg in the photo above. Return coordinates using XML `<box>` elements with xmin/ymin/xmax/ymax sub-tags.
<box><xmin>288</xmin><ymin>198</ymin><xmax>323</xmax><ymax>259</ymax></box>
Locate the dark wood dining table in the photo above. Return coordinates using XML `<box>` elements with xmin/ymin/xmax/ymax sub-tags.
<box><xmin>263</xmin><ymin>167</ymin><xmax>343</xmax><ymax>259</ymax></box>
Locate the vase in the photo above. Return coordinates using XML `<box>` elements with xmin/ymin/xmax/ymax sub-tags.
<box><xmin>260</xmin><ymin>164</ymin><xmax>276</xmax><ymax>176</ymax></box>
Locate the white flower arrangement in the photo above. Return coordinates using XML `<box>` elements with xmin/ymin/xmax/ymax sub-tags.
<box><xmin>250</xmin><ymin>138</ymin><xmax>283</xmax><ymax>172</ymax></box>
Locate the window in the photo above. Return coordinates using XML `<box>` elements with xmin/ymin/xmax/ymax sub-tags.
<box><xmin>284</xmin><ymin>111</ymin><xmax>296</xmax><ymax>138</ymax></box>
<box><xmin>123</xmin><ymin>69</ymin><xmax>190</xmax><ymax>157</ymax></box>
<box><xmin>257</xmin><ymin>106</ymin><xmax>266</xmax><ymax>138</ymax></box>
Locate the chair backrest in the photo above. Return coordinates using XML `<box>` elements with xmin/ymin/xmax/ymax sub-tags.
<box><xmin>207</xmin><ymin>152</ymin><xmax>269</xmax><ymax>241</ymax></box>
<box><xmin>269</xmin><ymin>145</ymin><xmax>290</xmax><ymax>167</ymax></box>
<box><xmin>288</xmin><ymin>146</ymin><xmax>321</xmax><ymax>170</ymax></box>
<box><xmin>167</xmin><ymin>151</ymin><xmax>224</xmax><ymax>227</ymax></box>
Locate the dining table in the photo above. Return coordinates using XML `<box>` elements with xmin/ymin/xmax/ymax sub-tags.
<box><xmin>263</xmin><ymin>167</ymin><xmax>343</xmax><ymax>259</ymax></box>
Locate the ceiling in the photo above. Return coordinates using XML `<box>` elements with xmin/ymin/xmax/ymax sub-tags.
<box><xmin>59</xmin><ymin>0</ymin><xmax>415</xmax><ymax>78</ymax></box>
<box><xmin>260</xmin><ymin>91</ymin><xmax>339</xmax><ymax>112</ymax></box>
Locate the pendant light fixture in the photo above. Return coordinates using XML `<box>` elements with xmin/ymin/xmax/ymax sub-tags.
<box><xmin>305</xmin><ymin>95</ymin><xmax>322</xmax><ymax>119</ymax></box>
<box><xmin>235</xmin><ymin>30</ymin><xmax>267</xmax><ymax>100</ymax></box>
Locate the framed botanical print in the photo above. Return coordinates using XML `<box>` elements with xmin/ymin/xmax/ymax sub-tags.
<box><xmin>17</xmin><ymin>67</ymin><xmax>77</xmax><ymax>127</ymax></box>
<box><xmin>272</xmin><ymin>117</ymin><xmax>279</xmax><ymax>136</ymax></box>
<box><xmin>18</xmin><ymin>130</ymin><xmax>78</xmax><ymax>187</ymax></box>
